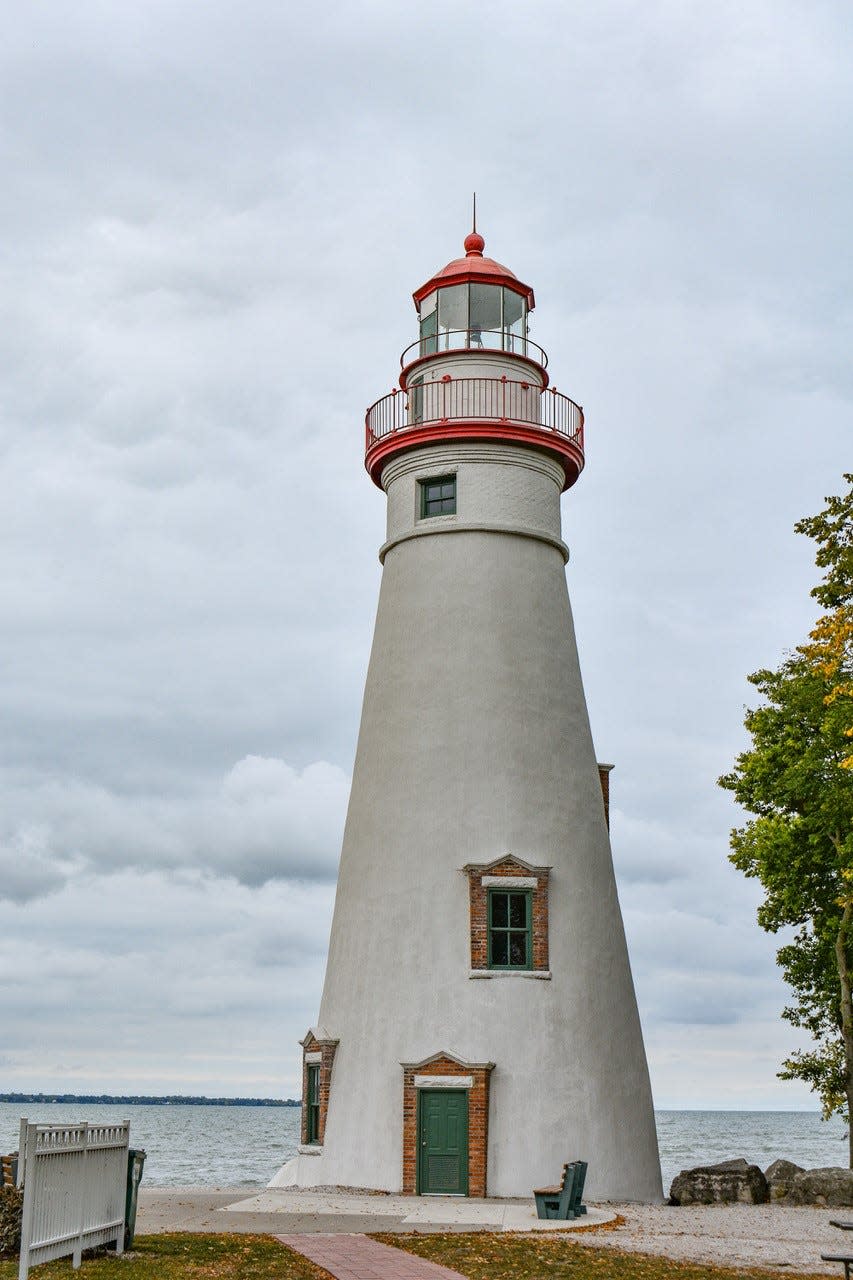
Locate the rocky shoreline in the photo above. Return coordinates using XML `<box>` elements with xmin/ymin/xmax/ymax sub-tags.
<box><xmin>670</xmin><ymin>1157</ymin><xmax>853</xmax><ymax>1207</ymax></box>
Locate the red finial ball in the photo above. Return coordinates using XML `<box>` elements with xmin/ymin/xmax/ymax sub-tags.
<box><xmin>464</xmin><ymin>231</ymin><xmax>485</xmax><ymax>256</ymax></box>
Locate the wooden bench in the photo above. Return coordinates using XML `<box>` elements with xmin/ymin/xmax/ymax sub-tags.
<box><xmin>823</xmin><ymin>1221</ymin><xmax>853</xmax><ymax>1278</ymax></box>
<box><xmin>533</xmin><ymin>1160</ymin><xmax>587</xmax><ymax>1220</ymax></box>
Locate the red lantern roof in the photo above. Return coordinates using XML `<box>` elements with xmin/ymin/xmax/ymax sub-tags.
<box><xmin>412</xmin><ymin>232</ymin><xmax>535</xmax><ymax>311</ymax></box>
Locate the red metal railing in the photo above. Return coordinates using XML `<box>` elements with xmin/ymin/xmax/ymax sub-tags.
<box><xmin>365</xmin><ymin>376</ymin><xmax>583</xmax><ymax>453</ymax></box>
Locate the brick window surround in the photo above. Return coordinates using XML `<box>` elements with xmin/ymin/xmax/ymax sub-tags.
<box><xmin>299</xmin><ymin>1028</ymin><xmax>338</xmax><ymax>1146</ymax></box>
<box><xmin>464</xmin><ymin>855</ymin><xmax>551</xmax><ymax>973</ymax></box>
<box><xmin>401</xmin><ymin>1052</ymin><xmax>494</xmax><ymax>1197</ymax></box>
<box><xmin>598</xmin><ymin>762</ymin><xmax>614</xmax><ymax>829</ymax></box>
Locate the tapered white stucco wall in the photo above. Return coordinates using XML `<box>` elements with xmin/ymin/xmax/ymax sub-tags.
<box><xmin>274</xmin><ymin>442</ymin><xmax>662</xmax><ymax>1202</ymax></box>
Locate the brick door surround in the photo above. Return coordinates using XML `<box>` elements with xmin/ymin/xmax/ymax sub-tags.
<box><xmin>401</xmin><ymin>1052</ymin><xmax>494</xmax><ymax>1197</ymax></box>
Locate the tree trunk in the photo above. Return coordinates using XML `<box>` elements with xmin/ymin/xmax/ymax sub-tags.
<box><xmin>835</xmin><ymin>900</ymin><xmax>853</xmax><ymax>1168</ymax></box>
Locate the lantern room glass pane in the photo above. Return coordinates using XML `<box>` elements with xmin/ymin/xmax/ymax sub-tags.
<box><xmin>469</xmin><ymin>283</ymin><xmax>502</xmax><ymax>350</ymax></box>
<box><xmin>503</xmin><ymin>288</ymin><xmax>526</xmax><ymax>354</ymax></box>
<box><xmin>438</xmin><ymin>285</ymin><xmax>467</xmax><ymax>348</ymax></box>
<box><xmin>419</xmin><ymin>309</ymin><xmax>437</xmax><ymax>356</ymax></box>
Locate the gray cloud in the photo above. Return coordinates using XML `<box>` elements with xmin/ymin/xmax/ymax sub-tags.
<box><xmin>0</xmin><ymin>869</ymin><xmax>332</xmax><ymax>1120</ymax></box>
<box><xmin>0</xmin><ymin>832</ymin><xmax>68</xmax><ymax>905</ymax></box>
<box><xmin>0</xmin><ymin>756</ymin><xmax>349</xmax><ymax>903</ymax></box>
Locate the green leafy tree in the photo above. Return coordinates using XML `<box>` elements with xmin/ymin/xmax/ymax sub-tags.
<box><xmin>719</xmin><ymin>475</ymin><xmax>853</xmax><ymax>1162</ymax></box>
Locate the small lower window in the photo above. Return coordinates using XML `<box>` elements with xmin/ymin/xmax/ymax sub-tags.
<box><xmin>306</xmin><ymin>1064</ymin><xmax>321</xmax><ymax>1143</ymax></box>
<box><xmin>420</xmin><ymin>475</ymin><xmax>456</xmax><ymax>518</ymax></box>
<box><xmin>488</xmin><ymin>888</ymin><xmax>531</xmax><ymax>969</ymax></box>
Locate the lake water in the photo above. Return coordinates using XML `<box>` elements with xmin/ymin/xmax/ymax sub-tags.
<box><xmin>1</xmin><ymin>1104</ymin><xmax>848</xmax><ymax>1194</ymax></box>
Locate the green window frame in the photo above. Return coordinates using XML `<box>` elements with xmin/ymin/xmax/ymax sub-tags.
<box><xmin>419</xmin><ymin>475</ymin><xmax>456</xmax><ymax>518</ymax></box>
<box><xmin>306</xmin><ymin>1064</ymin><xmax>321</xmax><ymax>1144</ymax></box>
<box><xmin>487</xmin><ymin>887</ymin><xmax>532</xmax><ymax>969</ymax></box>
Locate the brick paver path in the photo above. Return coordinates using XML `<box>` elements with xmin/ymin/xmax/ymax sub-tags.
<box><xmin>276</xmin><ymin>1233</ymin><xmax>468</xmax><ymax>1279</ymax></box>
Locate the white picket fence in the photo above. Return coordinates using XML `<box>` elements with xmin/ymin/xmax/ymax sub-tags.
<box><xmin>17</xmin><ymin>1118</ymin><xmax>128</xmax><ymax>1279</ymax></box>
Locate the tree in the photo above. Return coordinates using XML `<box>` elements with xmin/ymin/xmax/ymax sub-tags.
<box><xmin>719</xmin><ymin>475</ymin><xmax>853</xmax><ymax>1163</ymax></box>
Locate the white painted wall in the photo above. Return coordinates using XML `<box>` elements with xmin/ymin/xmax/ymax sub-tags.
<box><xmin>402</xmin><ymin>350</ymin><xmax>547</xmax><ymax>393</ymax></box>
<box><xmin>272</xmin><ymin>438</ymin><xmax>663</xmax><ymax>1202</ymax></box>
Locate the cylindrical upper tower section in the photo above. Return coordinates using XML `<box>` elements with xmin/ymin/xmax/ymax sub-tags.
<box><xmin>365</xmin><ymin>230</ymin><xmax>585</xmax><ymax>493</ymax></box>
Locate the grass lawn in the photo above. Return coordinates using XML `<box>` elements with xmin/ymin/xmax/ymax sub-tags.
<box><xmin>0</xmin><ymin>1232</ymin><xmax>829</xmax><ymax>1280</ymax></box>
<box><xmin>0</xmin><ymin>1234</ymin><xmax>328</xmax><ymax>1279</ymax></box>
<box><xmin>374</xmin><ymin>1231</ymin><xmax>827</xmax><ymax>1280</ymax></box>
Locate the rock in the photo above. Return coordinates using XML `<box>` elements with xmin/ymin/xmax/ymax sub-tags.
<box><xmin>782</xmin><ymin>1166</ymin><xmax>853</xmax><ymax>1207</ymax></box>
<box><xmin>765</xmin><ymin>1159</ymin><xmax>805</xmax><ymax>1202</ymax></box>
<box><xmin>669</xmin><ymin>1158</ymin><xmax>769</xmax><ymax>1205</ymax></box>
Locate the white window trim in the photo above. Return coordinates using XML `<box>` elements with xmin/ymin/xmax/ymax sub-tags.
<box><xmin>469</xmin><ymin>969</ymin><xmax>551</xmax><ymax>980</ymax></box>
<box><xmin>297</xmin><ymin>1144</ymin><xmax>323</xmax><ymax>1156</ymax></box>
<box><xmin>414</xmin><ymin>1074</ymin><xmax>474</xmax><ymax>1089</ymax></box>
<box><xmin>481</xmin><ymin>875</ymin><xmax>538</xmax><ymax>889</ymax></box>
<box><xmin>305</xmin><ymin>1051</ymin><xmax>323</xmax><ymax>1064</ymax></box>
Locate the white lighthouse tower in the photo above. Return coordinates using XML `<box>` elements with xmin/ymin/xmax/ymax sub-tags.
<box><xmin>276</xmin><ymin>225</ymin><xmax>663</xmax><ymax>1202</ymax></box>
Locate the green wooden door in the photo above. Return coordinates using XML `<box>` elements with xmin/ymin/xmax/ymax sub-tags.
<box><xmin>418</xmin><ymin>1089</ymin><xmax>468</xmax><ymax>1195</ymax></box>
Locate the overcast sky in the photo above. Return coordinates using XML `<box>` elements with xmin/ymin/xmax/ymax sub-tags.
<box><xmin>0</xmin><ymin>0</ymin><xmax>850</xmax><ymax>1109</ymax></box>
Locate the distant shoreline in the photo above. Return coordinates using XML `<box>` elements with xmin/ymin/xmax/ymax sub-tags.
<box><xmin>0</xmin><ymin>1093</ymin><xmax>300</xmax><ymax>1107</ymax></box>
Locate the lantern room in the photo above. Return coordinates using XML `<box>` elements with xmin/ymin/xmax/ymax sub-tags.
<box><xmin>416</xmin><ymin>279</ymin><xmax>528</xmax><ymax>356</ymax></box>
<box><xmin>404</xmin><ymin>230</ymin><xmax>542</xmax><ymax>368</ymax></box>
<box><xmin>365</xmin><ymin>228</ymin><xmax>584</xmax><ymax>494</ymax></box>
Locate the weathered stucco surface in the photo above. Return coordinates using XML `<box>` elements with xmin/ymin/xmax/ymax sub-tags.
<box><xmin>274</xmin><ymin>439</ymin><xmax>662</xmax><ymax>1202</ymax></box>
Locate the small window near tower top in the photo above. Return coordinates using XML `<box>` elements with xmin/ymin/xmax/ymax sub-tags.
<box><xmin>420</xmin><ymin>475</ymin><xmax>456</xmax><ymax>519</ymax></box>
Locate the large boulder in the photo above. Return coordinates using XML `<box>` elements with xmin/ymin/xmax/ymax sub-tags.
<box><xmin>765</xmin><ymin>1159</ymin><xmax>805</xmax><ymax>1202</ymax></box>
<box><xmin>782</xmin><ymin>1166</ymin><xmax>853</xmax><ymax>1207</ymax></box>
<box><xmin>669</xmin><ymin>1158</ymin><xmax>769</xmax><ymax>1205</ymax></box>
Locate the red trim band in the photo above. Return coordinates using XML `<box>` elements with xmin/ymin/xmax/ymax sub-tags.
<box><xmin>365</xmin><ymin>421</ymin><xmax>584</xmax><ymax>493</ymax></box>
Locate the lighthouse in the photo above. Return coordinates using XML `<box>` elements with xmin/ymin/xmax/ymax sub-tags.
<box><xmin>275</xmin><ymin>226</ymin><xmax>663</xmax><ymax>1202</ymax></box>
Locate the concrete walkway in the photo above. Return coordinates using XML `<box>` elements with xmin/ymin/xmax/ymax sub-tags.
<box><xmin>136</xmin><ymin>1185</ymin><xmax>616</xmax><ymax>1236</ymax></box>
<box><xmin>277</xmin><ymin>1234</ymin><xmax>468</xmax><ymax>1279</ymax></box>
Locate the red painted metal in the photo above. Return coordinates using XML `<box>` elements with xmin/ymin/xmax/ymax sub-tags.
<box><xmin>364</xmin><ymin>378</ymin><xmax>584</xmax><ymax>493</ymax></box>
<box><xmin>412</xmin><ymin>232</ymin><xmax>535</xmax><ymax>310</ymax></box>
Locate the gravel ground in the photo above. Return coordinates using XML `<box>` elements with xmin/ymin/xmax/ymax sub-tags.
<box><xmin>137</xmin><ymin>1188</ymin><xmax>853</xmax><ymax>1274</ymax></box>
<box><xmin>581</xmin><ymin>1203</ymin><xmax>851</xmax><ymax>1274</ymax></box>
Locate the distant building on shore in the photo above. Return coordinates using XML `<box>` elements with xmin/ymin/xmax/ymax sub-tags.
<box><xmin>272</xmin><ymin>225</ymin><xmax>662</xmax><ymax>1201</ymax></box>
